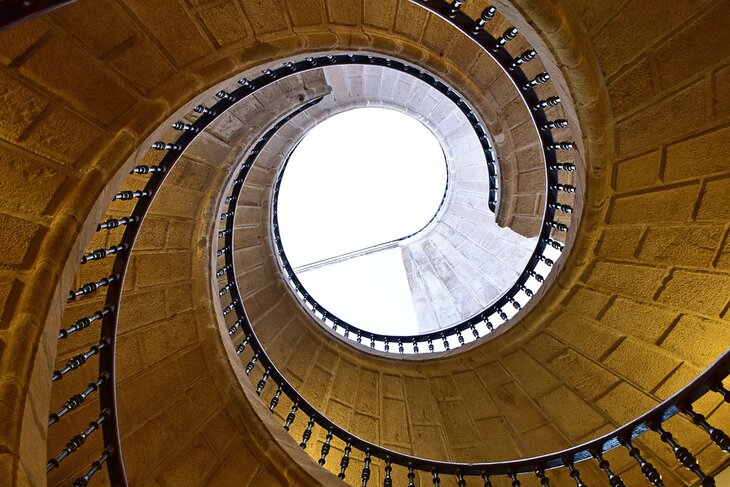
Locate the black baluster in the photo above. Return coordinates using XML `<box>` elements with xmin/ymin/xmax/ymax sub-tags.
<box><xmin>448</xmin><ymin>0</ymin><xmax>463</xmax><ymax>17</ymax></box>
<box><xmin>238</xmin><ymin>77</ymin><xmax>252</xmax><ymax>88</ymax></box>
<box><xmin>216</xmin><ymin>264</ymin><xmax>231</xmax><ymax>277</ymax></box>
<box><xmin>300</xmin><ymin>415</ymin><xmax>315</xmax><ymax>449</ymax></box>
<box><xmin>52</xmin><ymin>338</ymin><xmax>110</xmax><ymax>382</ymax></box>
<box><xmin>428</xmin><ymin>337</ymin><xmax>434</xmax><ymax>352</ymax></box>
<box><xmin>457</xmin><ymin>473</ymin><xmax>467</xmax><ymax>486</ymax></box>
<box><xmin>219</xmin><ymin>282</ymin><xmax>234</xmax><ymax>296</ymax></box>
<box><xmin>524</xmin><ymin>73</ymin><xmax>550</xmax><ymax>90</ymax></box>
<box><xmin>383</xmin><ymin>458</ymin><xmax>392</xmax><ymax>487</ymax></box>
<box><xmin>543</xmin><ymin>237</ymin><xmax>565</xmax><ymax>251</ymax></box>
<box><xmin>408</xmin><ymin>465</ymin><xmax>416</xmax><ymax>487</ymax></box>
<box><xmin>537</xmin><ymin>255</ymin><xmax>555</xmax><ymax>266</ymax></box>
<box><xmin>269</xmin><ymin>386</ymin><xmax>282</xmax><ymax>413</ymax></box>
<box><xmin>216</xmin><ymin>245</ymin><xmax>231</xmax><ymax>257</ymax></box>
<box><xmin>361</xmin><ymin>450</ymin><xmax>371</xmax><ymax>486</ymax></box>
<box><xmin>262</xmin><ymin>68</ymin><xmax>277</xmax><ymax>78</ymax></box>
<box><xmin>441</xmin><ymin>333</ymin><xmax>450</xmax><ymax>350</ymax></box>
<box><xmin>151</xmin><ymin>141</ymin><xmax>181</xmax><ymax>151</ymax></box>
<box><xmin>550</xmin><ymin>162</ymin><xmax>576</xmax><ymax>171</ymax></box>
<box><xmin>533</xmin><ymin>96</ymin><xmax>561</xmax><ymax>110</ymax></box>
<box><xmin>541</xmin><ymin>119</ymin><xmax>569</xmax><ymax>130</ymax></box>
<box><xmin>81</xmin><ymin>243</ymin><xmax>127</xmax><ymax>264</ymax></box>
<box><xmin>224</xmin><ymin>195</ymin><xmax>236</xmax><ymax>204</ymax></box>
<box><xmin>256</xmin><ymin>368</ymin><xmax>271</xmax><ymax>396</ymax></box>
<box><xmin>548</xmin><ymin>203</ymin><xmax>573</xmax><ymax>214</ymax></box>
<box><xmin>457</xmin><ymin>329</ymin><xmax>465</xmax><ymax>345</ymax></box>
<box><xmin>711</xmin><ymin>382</ymin><xmax>730</xmax><ymax>403</ymax></box>
<box><xmin>235</xmin><ymin>336</ymin><xmax>250</xmax><ymax>355</ymax></box>
<box><xmin>228</xmin><ymin>317</ymin><xmax>245</xmax><ymax>337</ymax></box>
<box><xmin>493</xmin><ymin>27</ymin><xmax>518</xmax><ymax>51</ymax></box>
<box><xmin>651</xmin><ymin>422</ymin><xmax>715</xmax><ymax>486</ymax></box>
<box><xmin>339</xmin><ymin>440</ymin><xmax>352</xmax><ymax>479</ymax></box>
<box><xmin>47</xmin><ymin>410</ymin><xmax>108</xmax><ymax>472</ymax></box>
<box><xmin>497</xmin><ymin>308</ymin><xmax>508</xmax><ymax>320</ymax></box>
<box><xmin>58</xmin><ymin>305</ymin><xmax>114</xmax><ymax>339</ymax></box>
<box><xmin>412</xmin><ymin>338</ymin><xmax>419</xmax><ymax>353</ymax></box>
<box><xmin>216</xmin><ymin>90</ymin><xmax>235</xmax><ymax>101</ymax></box>
<box><xmin>220</xmin><ymin>211</ymin><xmax>234</xmax><ymax>220</ymax></box>
<box><xmin>131</xmin><ymin>164</ymin><xmax>164</xmax><ymax>174</ymax></box>
<box><xmin>508</xmin><ymin>296</ymin><xmax>521</xmax><ymax>310</ymax></box>
<box><xmin>481</xmin><ymin>472</ymin><xmax>493</xmax><ymax>487</ymax></box>
<box><xmin>96</xmin><ymin>215</ymin><xmax>139</xmax><ymax>232</ymax></box>
<box><xmin>485</xmin><ymin>318</ymin><xmax>494</xmax><ymax>331</ymax></box>
<box><xmin>550</xmin><ymin>183</ymin><xmax>576</xmax><ymax>193</ymax></box>
<box><xmin>592</xmin><ymin>450</ymin><xmax>625</xmax><ymax>487</ymax></box>
<box><xmin>620</xmin><ymin>437</ymin><xmax>664</xmax><ymax>486</ymax></box>
<box><xmin>68</xmin><ymin>274</ymin><xmax>118</xmax><ymax>300</ymax></box>
<box><xmin>245</xmin><ymin>351</ymin><xmax>259</xmax><ymax>375</ymax></box>
<box><xmin>470</xmin><ymin>323</ymin><xmax>479</xmax><ymax>338</ymax></box>
<box><xmin>71</xmin><ymin>447</ymin><xmax>112</xmax><ymax>487</ymax></box>
<box><xmin>218</xmin><ymin>229</ymin><xmax>231</xmax><ymax>239</ymax></box>
<box><xmin>535</xmin><ymin>468</ymin><xmax>550</xmax><ymax>486</ymax></box>
<box><xmin>547</xmin><ymin>141</ymin><xmax>575</xmax><ymax>151</ymax></box>
<box><xmin>172</xmin><ymin>120</ymin><xmax>199</xmax><ymax>132</ymax></box>
<box><xmin>283</xmin><ymin>61</ymin><xmax>296</xmax><ymax>71</ymax></box>
<box><xmin>370</xmin><ymin>335</ymin><xmax>375</xmax><ymax>348</ymax></box>
<box><xmin>565</xmin><ymin>461</ymin><xmax>586</xmax><ymax>487</ymax></box>
<box><xmin>194</xmin><ymin>104</ymin><xmax>216</xmax><ymax>115</ymax></box>
<box><xmin>49</xmin><ymin>372</ymin><xmax>108</xmax><ymax>426</ymax></box>
<box><xmin>546</xmin><ymin>220</ymin><xmax>569</xmax><ymax>232</ymax></box>
<box><xmin>508</xmin><ymin>471</ymin><xmax>521</xmax><ymax>486</ymax></box>
<box><xmin>113</xmin><ymin>189</ymin><xmax>150</xmax><ymax>201</ymax></box>
<box><xmin>284</xmin><ymin>401</ymin><xmax>298</xmax><ymax>430</ymax></box>
<box><xmin>319</xmin><ymin>428</ymin><xmax>333</xmax><ymax>465</ymax></box>
<box><xmin>398</xmin><ymin>339</ymin><xmax>404</xmax><ymax>353</ymax></box>
<box><xmin>222</xmin><ymin>299</ymin><xmax>238</xmax><ymax>316</ymax></box>
<box><xmin>527</xmin><ymin>270</ymin><xmax>545</xmax><ymax>282</ymax></box>
<box><xmin>473</xmin><ymin>6</ymin><xmax>496</xmax><ymax>34</ymax></box>
<box><xmin>681</xmin><ymin>403</ymin><xmax>730</xmax><ymax>452</ymax></box>
<box><xmin>518</xmin><ymin>284</ymin><xmax>534</xmax><ymax>297</ymax></box>
<box><xmin>510</xmin><ymin>50</ymin><xmax>536</xmax><ymax>70</ymax></box>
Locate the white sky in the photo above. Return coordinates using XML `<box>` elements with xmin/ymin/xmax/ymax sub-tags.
<box><xmin>278</xmin><ymin>108</ymin><xmax>447</xmax><ymax>267</ymax></box>
<box><xmin>277</xmin><ymin>108</ymin><xmax>447</xmax><ymax>333</ymax></box>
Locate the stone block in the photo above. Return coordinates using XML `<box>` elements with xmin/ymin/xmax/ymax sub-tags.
<box><xmin>329</xmin><ymin>359</ymin><xmax>358</xmax><ymax>404</ymax></box>
<box><xmin>0</xmin><ymin>146</ymin><xmax>66</xmax><ymax>216</ymax></box>
<box><xmin>661</xmin><ymin>314</ymin><xmax>730</xmax><ymax>366</ymax></box>
<box><xmin>665</xmin><ymin>126</ymin><xmax>730</xmax><ymax>182</ymax></box>
<box><xmin>404</xmin><ymin>376</ymin><xmax>438</xmax><ymax>423</ymax></box>
<box><xmin>110</xmin><ymin>38</ymin><xmax>176</xmax><ymax>94</ymax></box>
<box><xmin>697</xmin><ymin>176</ymin><xmax>730</xmax><ymax>221</ymax></box>
<box><xmin>0</xmin><ymin>69</ymin><xmax>48</xmax><ymax>141</ymax></box>
<box><xmin>600</xmin><ymin>297</ymin><xmax>679</xmax><ymax>343</ymax></box>
<box><xmin>603</xmin><ymin>337</ymin><xmax>680</xmax><ymax>391</ymax></box>
<box><xmin>492</xmin><ymin>381</ymin><xmax>547</xmax><ymax>433</ymax></box>
<box><xmin>0</xmin><ymin>213</ymin><xmax>42</xmax><ymax>268</ymax></box>
<box><xmin>158</xmin><ymin>433</ymin><xmax>217</xmax><ymax>486</ymax></box>
<box><xmin>614</xmin><ymin>150</ymin><xmax>661</xmax><ymax>193</ymax></box>
<box><xmin>165</xmin><ymin>282</ymin><xmax>194</xmax><ymax>316</ymax></box>
<box><xmin>524</xmin><ymin>332</ymin><xmax>567</xmax><ymax>364</ymax></box>
<box><xmin>363</xmin><ymin>0</ymin><xmax>396</xmax><ymax>29</ymax></box>
<box><xmin>0</xmin><ymin>18</ymin><xmax>48</xmax><ymax>65</ymax></box>
<box><xmin>437</xmin><ymin>398</ymin><xmax>479</xmax><ymax>446</ymax></box>
<box><xmin>592</xmin><ymin>0</ymin><xmax>698</xmax><ymax>76</ymax></box>
<box><xmin>138</xmin><ymin>313</ymin><xmax>199</xmax><ymax>367</ymax></box>
<box><xmin>204</xmin><ymin>440</ymin><xmax>259</xmax><ymax>485</ymax></box>
<box><xmin>596</xmin><ymin>382</ymin><xmax>658</xmax><ymax>424</ymax></box>
<box><xmin>562</xmin><ymin>285</ymin><xmax>612</xmax><ymax>320</ymax></box>
<box><xmin>714</xmin><ymin>65</ymin><xmax>730</xmax><ymax>116</ymax></box>
<box><xmin>638</xmin><ymin>224</ymin><xmax>723</xmax><ymax>267</ymax></box>
<box><xmin>548</xmin><ymin>349</ymin><xmax>619</xmax><ymax>400</ymax></box>
<box><xmin>301</xmin><ymin>365</ymin><xmax>332</xmax><ymax>409</ymax></box>
<box><xmin>410</xmin><ymin>424</ymin><xmax>447</xmax><ymax>459</ymax></box>
<box><xmin>585</xmin><ymin>261</ymin><xmax>666</xmax><ymax>300</ymax></box>
<box><xmin>502</xmin><ymin>350</ymin><xmax>560</xmax><ymax>398</ymax></box>
<box><xmin>547</xmin><ymin>311</ymin><xmax>622</xmax><ymax>361</ymax></box>
<box><xmin>608</xmin><ymin>183</ymin><xmax>700</xmax><ymax>224</ymax></box>
<box><xmin>326</xmin><ymin>0</ymin><xmax>359</xmax><ymax>26</ymax></box>
<box><xmin>538</xmin><ymin>386</ymin><xmax>605</xmax><ymax>440</ymax></box>
<box><xmin>616</xmin><ymin>81</ymin><xmax>706</xmax><ymax>156</ymax></box>
<box><xmin>657</xmin><ymin>269</ymin><xmax>730</xmax><ymax>316</ymax></box>
<box><xmin>284</xmin><ymin>0</ymin><xmax>325</xmax><ymax>27</ymax></box>
<box><xmin>607</xmin><ymin>58</ymin><xmax>655</xmax><ymax>118</ymax></box>
<box><xmin>122</xmin><ymin>0</ymin><xmax>213</xmax><ymax>67</ymax></box>
<box><xmin>394</xmin><ymin>0</ymin><xmax>427</xmax><ymax>38</ymax></box>
<box><xmin>654</xmin><ymin>3</ymin><xmax>730</xmax><ymax>90</ymax></box>
<box><xmin>51</xmin><ymin>0</ymin><xmax>136</xmax><ymax>56</ymax></box>
<box><xmin>596</xmin><ymin>226</ymin><xmax>644</xmax><ymax>260</ymax></box>
<box><xmin>134</xmin><ymin>251</ymin><xmax>192</xmax><ymax>287</ymax></box>
<box><xmin>241</xmin><ymin>0</ymin><xmax>289</xmax><ymax>35</ymax></box>
<box><xmin>198</xmin><ymin>1</ymin><xmax>252</xmax><ymax>46</ymax></box>
<box><xmin>473</xmin><ymin>417</ymin><xmax>521</xmax><ymax>459</ymax></box>
<box><xmin>519</xmin><ymin>423</ymin><xmax>570</xmax><ymax>457</ymax></box>
<box><xmin>381</xmin><ymin>373</ymin><xmax>403</xmax><ymax>399</ymax></box>
<box><xmin>350</xmin><ymin>412</ymin><xmax>379</xmax><ymax>444</ymax></box>
<box><xmin>19</xmin><ymin>32</ymin><xmax>136</xmax><ymax>126</ymax></box>
<box><xmin>382</xmin><ymin>397</ymin><xmax>409</xmax><ymax>445</ymax></box>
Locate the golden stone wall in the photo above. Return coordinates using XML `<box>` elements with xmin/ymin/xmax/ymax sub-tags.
<box><xmin>0</xmin><ymin>0</ymin><xmax>728</xmax><ymax>486</ymax></box>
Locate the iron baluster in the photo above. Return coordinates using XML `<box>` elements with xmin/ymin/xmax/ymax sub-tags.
<box><xmin>269</xmin><ymin>386</ymin><xmax>282</xmax><ymax>413</ymax></box>
<box><xmin>319</xmin><ymin>428</ymin><xmax>333</xmax><ymax>465</ymax></box>
<box><xmin>651</xmin><ymin>422</ymin><xmax>715</xmax><ymax>485</ymax></box>
<box><xmin>592</xmin><ymin>450</ymin><xmax>625</xmax><ymax>487</ymax></box>
<box><xmin>681</xmin><ymin>403</ymin><xmax>730</xmax><ymax>452</ymax></box>
<box><xmin>361</xmin><ymin>450</ymin><xmax>371</xmax><ymax>486</ymax></box>
<box><xmin>284</xmin><ymin>401</ymin><xmax>298</xmax><ymax>431</ymax></box>
<box><xmin>339</xmin><ymin>440</ymin><xmax>352</xmax><ymax>479</ymax></box>
<box><xmin>300</xmin><ymin>415</ymin><xmax>315</xmax><ymax>449</ymax></box>
<box><xmin>71</xmin><ymin>447</ymin><xmax>112</xmax><ymax>487</ymax></box>
<box><xmin>472</xmin><ymin>6</ymin><xmax>496</xmax><ymax>34</ymax></box>
<box><xmin>81</xmin><ymin>244</ymin><xmax>127</xmax><ymax>264</ymax></box>
<box><xmin>47</xmin><ymin>410</ymin><xmax>108</xmax><ymax>472</ymax></box>
<box><xmin>58</xmin><ymin>305</ymin><xmax>114</xmax><ymax>339</ymax></box>
<box><xmin>256</xmin><ymin>368</ymin><xmax>271</xmax><ymax>396</ymax></box>
<box><xmin>620</xmin><ymin>437</ymin><xmax>664</xmax><ymax>486</ymax></box>
<box><xmin>48</xmin><ymin>372</ymin><xmax>108</xmax><ymax>426</ymax></box>
<box><xmin>52</xmin><ymin>338</ymin><xmax>110</xmax><ymax>382</ymax></box>
<box><xmin>68</xmin><ymin>275</ymin><xmax>118</xmax><ymax>300</ymax></box>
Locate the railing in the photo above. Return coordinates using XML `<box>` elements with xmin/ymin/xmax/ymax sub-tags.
<box><xmin>41</xmin><ymin>1</ymin><xmax>725</xmax><ymax>487</ymax></box>
<box><xmin>267</xmin><ymin>1</ymin><xmax>575</xmax><ymax>354</ymax></box>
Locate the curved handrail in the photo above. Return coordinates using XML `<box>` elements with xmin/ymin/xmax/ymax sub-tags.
<box><xmin>217</xmin><ymin>73</ymin><xmax>729</xmax><ymax>485</ymax></box>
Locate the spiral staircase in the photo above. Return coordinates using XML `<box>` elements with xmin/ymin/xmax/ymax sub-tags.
<box><xmin>1</xmin><ymin>0</ymin><xmax>729</xmax><ymax>486</ymax></box>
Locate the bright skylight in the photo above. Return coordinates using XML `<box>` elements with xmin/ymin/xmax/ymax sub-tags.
<box><xmin>278</xmin><ymin>108</ymin><xmax>447</xmax><ymax>268</ymax></box>
<box><xmin>277</xmin><ymin>108</ymin><xmax>447</xmax><ymax>333</ymax></box>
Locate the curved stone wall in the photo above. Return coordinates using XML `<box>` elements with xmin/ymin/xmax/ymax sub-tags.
<box><xmin>0</xmin><ymin>1</ymin><xmax>727</xmax><ymax>486</ymax></box>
